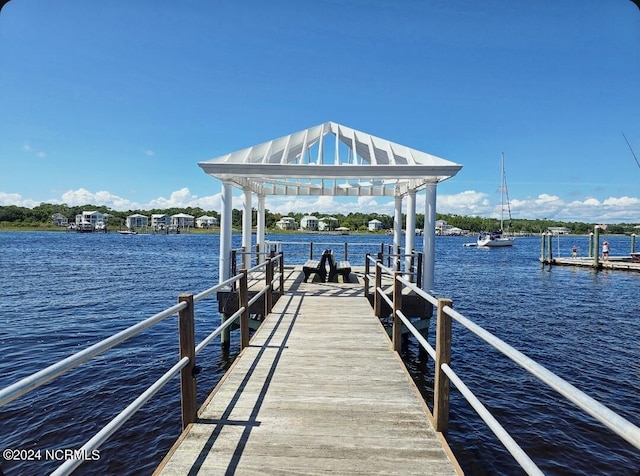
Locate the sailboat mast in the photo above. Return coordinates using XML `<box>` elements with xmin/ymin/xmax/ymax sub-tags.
<box><xmin>500</xmin><ymin>152</ymin><xmax>505</xmax><ymax>231</ymax></box>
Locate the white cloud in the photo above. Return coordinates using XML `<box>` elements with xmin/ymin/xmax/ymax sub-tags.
<box><xmin>147</xmin><ymin>188</ymin><xmax>195</xmax><ymax>208</ymax></box>
<box><xmin>60</xmin><ymin>188</ymin><xmax>138</xmax><ymax>209</ymax></box>
<box><xmin>0</xmin><ymin>192</ymin><xmax>39</xmax><ymax>208</ymax></box>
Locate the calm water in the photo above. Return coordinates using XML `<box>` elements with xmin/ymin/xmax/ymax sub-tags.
<box><xmin>0</xmin><ymin>231</ymin><xmax>638</xmax><ymax>475</ymax></box>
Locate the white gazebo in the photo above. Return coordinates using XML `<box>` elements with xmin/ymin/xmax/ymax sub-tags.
<box><xmin>199</xmin><ymin>121</ymin><xmax>462</xmax><ymax>290</ymax></box>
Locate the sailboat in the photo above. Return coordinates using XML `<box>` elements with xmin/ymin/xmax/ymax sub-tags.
<box><xmin>477</xmin><ymin>153</ymin><xmax>515</xmax><ymax>247</ymax></box>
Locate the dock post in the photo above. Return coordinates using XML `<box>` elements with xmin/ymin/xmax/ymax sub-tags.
<box><xmin>265</xmin><ymin>254</ymin><xmax>274</xmax><ymax>315</ymax></box>
<box><xmin>392</xmin><ymin>272</ymin><xmax>403</xmax><ymax>352</ymax></box>
<box><xmin>364</xmin><ymin>254</ymin><xmax>370</xmax><ymax>299</ymax></box>
<box><xmin>540</xmin><ymin>233</ymin><xmax>546</xmax><ymax>263</ymax></box>
<box><xmin>593</xmin><ymin>226</ymin><xmax>600</xmax><ymax>269</ymax></box>
<box><xmin>434</xmin><ymin>297</ymin><xmax>453</xmax><ymax>433</ymax></box>
<box><xmin>221</xmin><ymin>313</ymin><xmax>230</xmax><ymax>350</ymax></box>
<box><xmin>632</xmin><ymin>234</ymin><xmax>636</xmax><ymax>254</ymax></box>
<box><xmin>373</xmin><ymin>259</ymin><xmax>382</xmax><ymax>318</ymax></box>
<box><xmin>278</xmin><ymin>252</ymin><xmax>284</xmax><ymax>297</ymax></box>
<box><xmin>416</xmin><ymin>252</ymin><xmax>423</xmax><ymax>288</ymax></box>
<box><xmin>178</xmin><ymin>294</ymin><xmax>197</xmax><ymax>429</ymax></box>
<box><xmin>239</xmin><ymin>269</ymin><xmax>249</xmax><ymax>350</ymax></box>
<box><xmin>408</xmin><ymin>249</ymin><xmax>415</xmax><ymax>283</ymax></box>
<box><xmin>344</xmin><ymin>242</ymin><xmax>348</xmax><ymax>261</ymax></box>
<box><xmin>310</xmin><ymin>242</ymin><xmax>314</xmax><ymax>259</ymax></box>
<box><xmin>589</xmin><ymin>232</ymin><xmax>594</xmax><ymax>258</ymax></box>
<box><xmin>546</xmin><ymin>233</ymin><xmax>553</xmax><ymax>262</ymax></box>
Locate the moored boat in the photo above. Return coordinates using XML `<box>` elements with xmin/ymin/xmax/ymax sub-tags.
<box><xmin>477</xmin><ymin>153</ymin><xmax>514</xmax><ymax>248</ymax></box>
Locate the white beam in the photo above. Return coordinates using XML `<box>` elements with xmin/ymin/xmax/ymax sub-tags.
<box><xmin>404</xmin><ymin>190</ymin><xmax>416</xmax><ymax>281</ymax></box>
<box><xmin>394</xmin><ymin>194</ymin><xmax>403</xmax><ymax>265</ymax></box>
<box><xmin>219</xmin><ymin>181</ymin><xmax>233</xmax><ymax>284</ymax></box>
<box><xmin>423</xmin><ymin>184</ymin><xmax>437</xmax><ymax>292</ymax></box>
<box><xmin>257</xmin><ymin>194</ymin><xmax>266</xmax><ymax>264</ymax></box>
<box><xmin>242</xmin><ymin>188</ymin><xmax>252</xmax><ymax>269</ymax></box>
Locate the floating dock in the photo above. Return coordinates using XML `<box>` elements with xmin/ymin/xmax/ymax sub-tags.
<box><xmin>540</xmin><ymin>229</ymin><xmax>640</xmax><ymax>272</ymax></box>
<box><xmin>541</xmin><ymin>256</ymin><xmax>640</xmax><ymax>272</ymax></box>
<box><xmin>155</xmin><ymin>268</ymin><xmax>460</xmax><ymax>475</ymax></box>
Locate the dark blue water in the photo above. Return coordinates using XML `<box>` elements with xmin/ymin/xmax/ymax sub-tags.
<box><xmin>0</xmin><ymin>231</ymin><xmax>638</xmax><ymax>475</ymax></box>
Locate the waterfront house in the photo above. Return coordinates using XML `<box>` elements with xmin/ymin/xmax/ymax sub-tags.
<box><xmin>126</xmin><ymin>214</ymin><xmax>149</xmax><ymax>229</ymax></box>
<box><xmin>547</xmin><ymin>226</ymin><xmax>571</xmax><ymax>235</ymax></box>
<box><xmin>151</xmin><ymin>214</ymin><xmax>170</xmax><ymax>230</ymax></box>
<box><xmin>436</xmin><ymin>220</ymin><xmax>463</xmax><ymax>236</ymax></box>
<box><xmin>318</xmin><ymin>216</ymin><xmax>338</xmax><ymax>231</ymax></box>
<box><xmin>171</xmin><ymin>213</ymin><xmax>195</xmax><ymax>229</ymax></box>
<box><xmin>196</xmin><ymin>215</ymin><xmax>218</xmax><ymax>228</ymax></box>
<box><xmin>51</xmin><ymin>213</ymin><xmax>68</xmax><ymax>227</ymax></box>
<box><xmin>300</xmin><ymin>215</ymin><xmax>319</xmax><ymax>231</ymax></box>
<box><xmin>275</xmin><ymin>217</ymin><xmax>297</xmax><ymax>230</ymax></box>
<box><xmin>75</xmin><ymin>211</ymin><xmax>104</xmax><ymax>227</ymax></box>
<box><xmin>368</xmin><ymin>219</ymin><xmax>382</xmax><ymax>231</ymax></box>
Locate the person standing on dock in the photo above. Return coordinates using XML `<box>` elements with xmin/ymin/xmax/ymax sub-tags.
<box><xmin>602</xmin><ymin>241</ymin><xmax>609</xmax><ymax>260</ymax></box>
<box><xmin>572</xmin><ymin>245</ymin><xmax>578</xmax><ymax>258</ymax></box>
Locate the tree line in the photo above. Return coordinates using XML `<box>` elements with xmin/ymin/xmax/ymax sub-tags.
<box><xmin>0</xmin><ymin>203</ymin><xmax>636</xmax><ymax>234</ymax></box>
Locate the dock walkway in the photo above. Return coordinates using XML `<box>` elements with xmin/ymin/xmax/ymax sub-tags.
<box><xmin>156</xmin><ymin>268</ymin><xmax>459</xmax><ymax>475</ymax></box>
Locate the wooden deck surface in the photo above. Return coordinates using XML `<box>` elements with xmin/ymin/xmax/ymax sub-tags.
<box><xmin>156</xmin><ymin>268</ymin><xmax>459</xmax><ymax>475</ymax></box>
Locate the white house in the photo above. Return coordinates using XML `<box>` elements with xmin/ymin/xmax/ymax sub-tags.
<box><xmin>52</xmin><ymin>213</ymin><xmax>68</xmax><ymax>227</ymax></box>
<box><xmin>171</xmin><ymin>213</ymin><xmax>195</xmax><ymax>229</ymax></box>
<box><xmin>318</xmin><ymin>217</ymin><xmax>338</xmax><ymax>231</ymax></box>
<box><xmin>151</xmin><ymin>214</ymin><xmax>170</xmax><ymax>230</ymax></box>
<box><xmin>368</xmin><ymin>219</ymin><xmax>382</xmax><ymax>231</ymax></box>
<box><xmin>436</xmin><ymin>220</ymin><xmax>462</xmax><ymax>236</ymax></box>
<box><xmin>275</xmin><ymin>217</ymin><xmax>297</xmax><ymax>230</ymax></box>
<box><xmin>547</xmin><ymin>226</ymin><xmax>571</xmax><ymax>235</ymax></box>
<box><xmin>196</xmin><ymin>215</ymin><xmax>218</xmax><ymax>228</ymax></box>
<box><xmin>76</xmin><ymin>211</ymin><xmax>104</xmax><ymax>226</ymax></box>
<box><xmin>300</xmin><ymin>215</ymin><xmax>319</xmax><ymax>231</ymax></box>
<box><xmin>126</xmin><ymin>214</ymin><xmax>149</xmax><ymax>229</ymax></box>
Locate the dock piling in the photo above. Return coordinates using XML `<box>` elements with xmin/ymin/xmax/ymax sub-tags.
<box><xmin>434</xmin><ymin>297</ymin><xmax>453</xmax><ymax>433</ymax></box>
<box><xmin>239</xmin><ymin>270</ymin><xmax>249</xmax><ymax>350</ymax></box>
<box><xmin>178</xmin><ymin>293</ymin><xmax>197</xmax><ymax>430</ymax></box>
<box><xmin>593</xmin><ymin>226</ymin><xmax>600</xmax><ymax>268</ymax></box>
<box><xmin>392</xmin><ymin>271</ymin><xmax>403</xmax><ymax>352</ymax></box>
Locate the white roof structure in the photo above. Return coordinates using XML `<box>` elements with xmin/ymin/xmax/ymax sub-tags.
<box><xmin>199</xmin><ymin>121</ymin><xmax>462</xmax><ymax>197</ymax></box>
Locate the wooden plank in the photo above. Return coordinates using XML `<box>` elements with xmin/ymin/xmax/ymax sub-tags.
<box><xmin>156</xmin><ymin>271</ymin><xmax>459</xmax><ymax>475</ymax></box>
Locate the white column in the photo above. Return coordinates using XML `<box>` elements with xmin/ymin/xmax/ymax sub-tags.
<box><xmin>257</xmin><ymin>194</ymin><xmax>266</xmax><ymax>264</ymax></box>
<box><xmin>242</xmin><ymin>188</ymin><xmax>252</xmax><ymax>269</ymax></box>
<box><xmin>404</xmin><ymin>190</ymin><xmax>416</xmax><ymax>280</ymax></box>
<box><xmin>393</xmin><ymin>194</ymin><xmax>403</xmax><ymax>264</ymax></box>
<box><xmin>422</xmin><ymin>183</ymin><xmax>437</xmax><ymax>291</ymax></box>
<box><xmin>219</xmin><ymin>181</ymin><xmax>233</xmax><ymax>284</ymax></box>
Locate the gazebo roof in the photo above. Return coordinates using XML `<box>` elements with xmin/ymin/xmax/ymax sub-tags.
<box><xmin>198</xmin><ymin>121</ymin><xmax>462</xmax><ymax>197</ymax></box>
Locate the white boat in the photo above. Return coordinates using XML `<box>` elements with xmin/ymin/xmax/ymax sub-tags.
<box><xmin>118</xmin><ymin>229</ymin><xmax>137</xmax><ymax>235</ymax></box>
<box><xmin>477</xmin><ymin>153</ymin><xmax>514</xmax><ymax>247</ymax></box>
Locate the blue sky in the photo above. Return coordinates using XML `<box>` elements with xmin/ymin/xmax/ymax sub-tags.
<box><xmin>1</xmin><ymin>0</ymin><xmax>639</xmax><ymax>222</ymax></box>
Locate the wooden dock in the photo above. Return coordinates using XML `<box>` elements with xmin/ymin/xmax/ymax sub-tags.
<box><xmin>542</xmin><ymin>256</ymin><xmax>640</xmax><ymax>272</ymax></box>
<box><xmin>155</xmin><ymin>268</ymin><xmax>460</xmax><ymax>475</ymax></box>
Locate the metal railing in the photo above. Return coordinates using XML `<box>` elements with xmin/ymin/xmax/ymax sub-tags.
<box><xmin>366</xmin><ymin>255</ymin><xmax>640</xmax><ymax>475</ymax></box>
<box><xmin>0</xmin><ymin>252</ymin><xmax>284</xmax><ymax>476</ymax></box>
